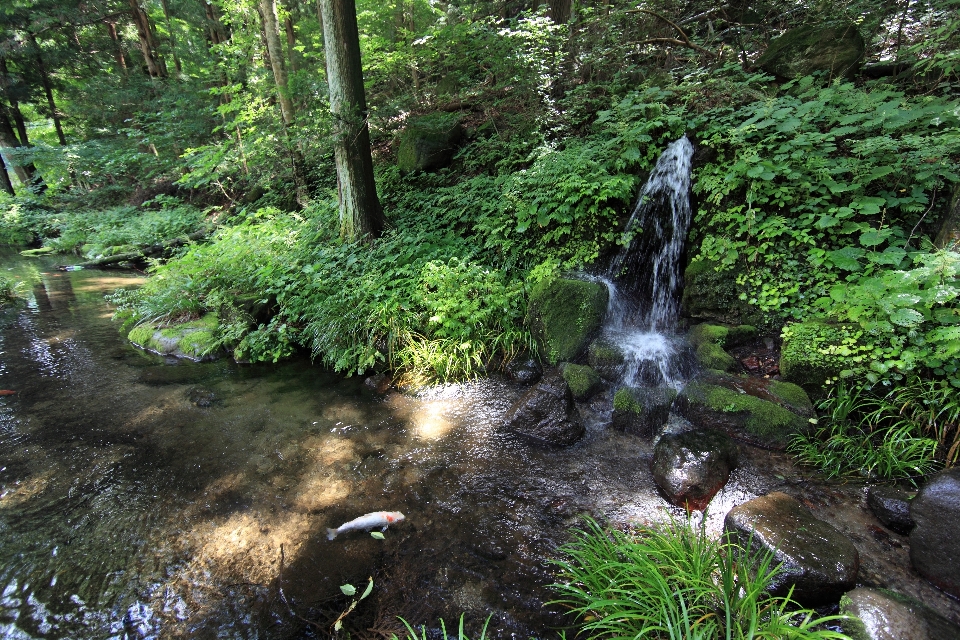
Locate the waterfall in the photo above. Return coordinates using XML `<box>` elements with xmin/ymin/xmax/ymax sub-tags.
<box><xmin>591</xmin><ymin>136</ymin><xmax>695</xmax><ymax>389</ymax></box>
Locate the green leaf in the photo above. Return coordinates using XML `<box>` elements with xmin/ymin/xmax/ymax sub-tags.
<box><xmin>827</xmin><ymin>247</ymin><xmax>864</xmax><ymax>271</ymax></box>
<box><xmin>370</xmin><ymin>531</ymin><xmax>385</xmax><ymax>539</ymax></box>
<box><xmin>340</xmin><ymin>584</ymin><xmax>357</xmax><ymax>596</ymax></box>
<box><xmin>889</xmin><ymin>308</ymin><xmax>925</xmax><ymax>327</ymax></box>
<box><xmin>360</xmin><ymin>578</ymin><xmax>374</xmax><ymax>600</ymax></box>
<box><xmin>859</xmin><ymin>229</ymin><xmax>891</xmax><ymax>247</ymax></box>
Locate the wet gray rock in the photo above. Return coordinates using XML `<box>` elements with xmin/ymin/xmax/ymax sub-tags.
<box><xmin>867</xmin><ymin>486</ymin><xmax>915</xmax><ymax>535</ymax></box>
<box><xmin>587</xmin><ymin>337</ymin><xmax>625</xmax><ymax>381</ymax></box>
<box><xmin>910</xmin><ymin>466</ymin><xmax>960</xmax><ymax>598</ymax></box>
<box><xmin>188</xmin><ymin>387</ymin><xmax>217</xmax><ymax>407</ymax></box>
<box><xmin>363</xmin><ymin>373</ymin><xmax>392</xmax><ymax>394</ymax></box>
<box><xmin>503</xmin><ymin>372</ymin><xmax>584</xmax><ymax>446</ymax></box>
<box><xmin>724</xmin><ymin>492</ymin><xmax>860</xmax><ymax>604</ymax></box>
<box><xmin>611</xmin><ymin>386</ymin><xmax>676</xmax><ymax>437</ymax></box>
<box><xmin>651</xmin><ymin>429</ymin><xmax>738</xmax><ymax>511</ymax></box>
<box><xmin>506</xmin><ymin>357</ymin><xmax>543</xmax><ymax>385</ymax></box>
<box><xmin>840</xmin><ymin>587</ymin><xmax>960</xmax><ymax>640</ymax></box>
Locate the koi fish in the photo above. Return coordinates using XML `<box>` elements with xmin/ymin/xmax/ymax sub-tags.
<box><xmin>326</xmin><ymin>511</ymin><xmax>405</xmax><ymax>540</ymax></box>
<box><xmin>0</xmin><ymin>391</ymin><xmax>16</xmax><ymax>396</ymax></box>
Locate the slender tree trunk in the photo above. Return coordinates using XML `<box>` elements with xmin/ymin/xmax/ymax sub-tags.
<box><xmin>129</xmin><ymin>0</ymin><xmax>168</xmax><ymax>77</ymax></box>
<box><xmin>259</xmin><ymin>0</ymin><xmax>296</xmax><ymax>126</ymax></box>
<box><xmin>0</xmin><ymin>106</ymin><xmax>44</xmax><ymax>191</ymax></box>
<box><xmin>0</xmin><ymin>152</ymin><xmax>15</xmax><ymax>196</ymax></box>
<box><xmin>203</xmin><ymin>0</ymin><xmax>227</xmax><ymax>44</ymax></box>
<box><xmin>283</xmin><ymin>3</ymin><xmax>299</xmax><ymax>73</ymax></box>
<box><xmin>320</xmin><ymin>0</ymin><xmax>384</xmax><ymax>241</ymax></box>
<box><xmin>0</xmin><ymin>57</ymin><xmax>30</xmax><ymax>146</ymax></box>
<box><xmin>159</xmin><ymin>0</ymin><xmax>183</xmax><ymax>72</ymax></box>
<box><xmin>106</xmin><ymin>21</ymin><xmax>129</xmax><ymax>73</ymax></box>
<box><xmin>27</xmin><ymin>32</ymin><xmax>67</xmax><ymax>147</ymax></box>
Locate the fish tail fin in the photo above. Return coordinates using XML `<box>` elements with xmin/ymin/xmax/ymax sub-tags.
<box><xmin>326</xmin><ymin>528</ymin><xmax>338</xmax><ymax>541</ymax></box>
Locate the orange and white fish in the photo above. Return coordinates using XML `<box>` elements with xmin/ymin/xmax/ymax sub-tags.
<box><xmin>326</xmin><ymin>511</ymin><xmax>405</xmax><ymax>540</ymax></box>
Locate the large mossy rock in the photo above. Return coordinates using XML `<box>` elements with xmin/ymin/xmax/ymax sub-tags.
<box><xmin>528</xmin><ymin>278</ymin><xmax>608</xmax><ymax>365</ymax></box>
<box><xmin>756</xmin><ymin>22</ymin><xmax>865</xmax><ymax>79</ymax></box>
<box><xmin>397</xmin><ymin>113</ymin><xmax>464</xmax><ymax>173</ymax></box>
<box><xmin>780</xmin><ymin>321</ymin><xmax>862</xmax><ymax>391</ymax></box>
<box><xmin>128</xmin><ymin>313</ymin><xmax>220</xmax><ymax>361</ymax></box>
<box><xmin>840</xmin><ymin>587</ymin><xmax>960</xmax><ymax>640</ymax></box>
<box><xmin>587</xmin><ymin>337</ymin><xmax>625</xmax><ymax>381</ymax></box>
<box><xmin>561</xmin><ymin>363</ymin><xmax>603</xmax><ymax>401</ymax></box>
<box><xmin>674</xmin><ymin>370</ymin><xmax>813</xmax><ymax>449</ymax></box>
<box><xmin>688</xmin><ymin>323</ymin><xmax>757</xmax><ymax>372</ymax></box>
<box><xmin>909</xmin><ymin>466</ymin><xmax>960</xmax><ymax>598</ymax></box>
<box><xmin>725</xmin><ymin>492</ymin><xmax>860</xmax><ymax>604</ymax></box>
<box><xmin>681</xmin><ymin>260</ymin><xmax>755</xmax><ymax>325</ymax></box>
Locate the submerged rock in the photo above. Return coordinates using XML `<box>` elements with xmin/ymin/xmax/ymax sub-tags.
<box><xmin>756</xmin><ymin>22</ymin><xmax>865</xmax><ymax>79</ymax></box>
<box><xmin>611</xmin><ymin>386</ymin><xmax>676</xmax><ymax>437</ymax></box>
<box><xmin>674</xmin><ymin>371</ymin><xmax>813</xmax><ymax>449</ymax></box>
<box><xmin>528</xmin><ymin>278</ymin><xmax>608</xmax><ymax>365</ymax></box>
<box><xmin>867</xmin><ymin>486</ymin><xmax>915</xmax><ymax>535</ymax></box>
<box><xmin>503</xmin><ymin>371</ymin><xmax>585</xmax><ymax>446</ymax></box>
<box><xmin>651</xmin><ymin>429</ymin><xmax>738</xmax><ymax>511</ymax></box>
<box><xmin>840</xmin><ymin>587</ymin><xmax>960</xmax><ymax>640</ymax></box>
<box><xmin>561</xmin><ymin>363</ymin><xmax>603</xmax><ymax>401</ymax></box>
<box><xmin>724</xmin><ymin>492</ymin><xmax>860</xmax><ymax>604</ymax></box>
<box><xmin>910</xmin><ymin>466</ymin><xmax>960</xmax><ymax>598</ymax></box>
<box><xmin>127</xmin><ymin>313</ymin><xmax>220</xmax><ymax>361</ymax></box>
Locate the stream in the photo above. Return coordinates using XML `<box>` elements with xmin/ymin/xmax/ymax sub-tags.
<box><xmin>2</xmin><ymin>250</ymin><xmax>960</xmax><ymax>639</ymax></box>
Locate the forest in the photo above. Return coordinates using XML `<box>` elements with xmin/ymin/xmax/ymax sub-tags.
<box><xmin>1</xmin><ymin>0</ymin><xmax>960</xmax><ymax>635</ymax></box>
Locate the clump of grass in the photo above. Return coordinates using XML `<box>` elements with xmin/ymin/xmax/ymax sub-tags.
<box><xmin>788</xmin><ymin>380</ymin><xmax>949</xmax><ymax>484</ymax></box>
<box><xmin>551</xmin><ymin>517</ymin><xmax>851</xmax><ymax>640</ymax></box>
<box><xmin>0</xmin><ymin>272</ymin><xmax>29</xmax><ymax>305</ymax></box>
<box><xmin>393</xmin><ymin>615</ymin><xmax>492</xmax><ymax>640</ymax></box>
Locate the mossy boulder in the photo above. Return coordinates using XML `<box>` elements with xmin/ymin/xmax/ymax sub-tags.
<box><xmin>681</xmin><ymin>260</ymin><xmax>757</xmax><ymax>325</ymax></box>
<box><xmin>611</xmin><ymin>386</ymin><xmax>677</xmax><ymax>437</ymax></box>
<box><xmin>780</xmin><ymin>321</ymin><xmax>862</xmax><ymax>391</ymax></box>
<box><xmin>561</xmin><ymin>363</ymin><xmax>603</xmax><ymax>401</ymax></box>
<box><xmin>587</xmin><ymin>337</ymin><xmax>625</xmax><ymax>381</ymax></box>
<box><xmin>674</xmin><ymin>371</ymin><xmax>813</xmax><ymax>449</ymax></box>
<box><xmin>528</xmin><ymin>278</ymin><xmax>608</xmax><ymax>365</ymax></box>
<box><xmin>688</xmin><ymin>323</ymin><xmax>757</xmax><ymax>372</ymax></box>
<box><xmin>756</xmin><ymin>22</ymin><xmax>865</xmax><ymax>80</ymax></box>
<box><xmin>397</xmin><ymin>113</ymin><xmax>464</xmax><ymax>173</ymax></box>
<box><xmin>128</xmin><ymin>313</ymin><xmax>220</xmax><ymax>361</ymax></box>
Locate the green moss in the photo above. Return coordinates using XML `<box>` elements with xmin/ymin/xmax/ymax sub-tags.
<box><xmin>768</xmin><ymin>380</ymin><xmax>814</xmax><ymax>414</ymax></box>
<box><xmin>127</xmin><ymin>324</ymin><xmax>155</xmax><ymax>347</ymax></box>
<box><xmin>528</xmin><ymin>278</ymin><xmax>608</xmax><ymax>364</ymax></box>
<box><xmin>696</xmin><ymin>384</ymin><xmax>807</xmax><ymax>438</ymax></box>
<box><xmin>696</xmin><ymin>341</ymin><xmax>736</xmax><ymax>371</ymax></box>
<box><xmin>727</xmin><ymin>325</ymin><xmax>757</xmax><ymax>347</ymax></box>
<box><xmin>397</xmin><ymin>113</ymin><xmax>464</xmax><ymax>173</ymax></box>
<box><xmin>127</xmin><ymin>313</ymin><xmax>220</xmax><ymax>359</ymax></box>
<box><xmin>756</xmin><ymin>22</ymin><xmax>865</xmax><ymax>79</ymax></box>
<box><xmin>563</xmin><ymin>363</ymin><xmax>602</xmax><ymax>401</ymax></box>
<box><xmin>614</xmin><ymin>387</ymin><xmax>643</xmax><ymax>414</ymax></box>
<box><xmin>688</xmin><ymin>323</ymin><xmax>729</xmax><ymax>348</ymax></box>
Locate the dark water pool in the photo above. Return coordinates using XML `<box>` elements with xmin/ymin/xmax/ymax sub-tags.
<box><xmin>1</xmin><ymin>252</ymin><xmax>958</xmax><ymax>639</ymax></box>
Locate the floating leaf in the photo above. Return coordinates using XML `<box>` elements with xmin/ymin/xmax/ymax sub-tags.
<box><xmin>340</xmin><ymin>584</ymin><xmax>357</xmax><ymax>596</ymax></box>
<box><xmin>370</xmin><ymin>531</ymin><xmax>385</xmax><ymax>539</ymax></box>
<box><xmin>360</xmin><ymin>577</ymin><xmax>374</xmax><ymax>600</ymax></box>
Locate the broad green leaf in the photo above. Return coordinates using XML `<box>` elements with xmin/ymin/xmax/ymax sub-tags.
<box><xmin>889</xmin><ymin>308</ymin><xmax>925</xmax><ymax>327</ymax></box>
<box><xmin>340</xmin><ymin>584</ymin><xmax>357</xmax><ymax>596</ymax></box>
<box><xmin>827</xmin><ymin>247</ymin><xmax>864</xmax><ymax>271</ymax></box>
<box><xmin>859</xmin><ymin>229</ymin><xmax>891</xmax><ymax>247</ymax></box>
<box><xmin>370</xmin><ymin>531</ymin><xmax>385</xmax><ymax>539</ymax></box>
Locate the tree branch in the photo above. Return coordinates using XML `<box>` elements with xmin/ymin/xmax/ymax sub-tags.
<box><xmin>626</xmin><ymin>8</ymin><xmax>718</xmax><ymax>58</ymax></box>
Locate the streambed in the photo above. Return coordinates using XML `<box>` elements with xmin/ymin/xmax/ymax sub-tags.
<box><xmin>1</xmin><ymin>251</ymin><xmax>958</xmax><ymax>639</ymax></box>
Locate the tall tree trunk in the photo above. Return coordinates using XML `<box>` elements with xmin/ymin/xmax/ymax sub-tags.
<box><xmin>0</xmin><ymin>152</ymin><xmax>14</xmax><ymax>196</ymax></box>
<box><xmin>283</xmin><ymin>2</ymin><xmax>299</xmax><ymax>73</ymax></box>
<box><xmin>0</xmin><ymin>57</ymin><xmax>30</xmax><ymax>146</ymax></box>
<box><xmin>259</xmin><ymin>0</ymin><xmax>296</xmax><ymax>126</ymax></box>
<box><xmin>106</xmin><ymin>21</ymin><xmax>129</xmax><ymax>73</ymax></box>
<box><xmin>320</xmin><ymin>0</ymin><xmax>384</xmax><ymax>241</ymax></box>
<box><xmin>547</xmin><ymin>0</ymin><xmax>571</xmax><ymax>23</ymax></box>
<box><xmin>203</xmin><ymin>0</ymin><xmax>227</xmax><ymax>44</ymax></box>
<box><xmin>129</xmin><ymin>0</ymin><xmax>168</xmax><ymax>77</ymax></box>
<box><xmin>159</xmin><ymin>0</ymin><xmax>183</xmax><ymax>72</ymax></box>
<box><xmin>0</xmin><ymin>106</ymin><xmax>44</xmax><ymax>191</ymax></box>
<box><xmin>27</xmin><ymin>32</ymin><xmax>67</xmax><ymax>147</ymax></box>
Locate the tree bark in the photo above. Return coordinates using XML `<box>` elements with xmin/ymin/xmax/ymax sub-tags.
<box><xmin>319</xmin><ymin>0</ymin><xmax>384</xmax><ymax>241</ymax></box>
<box><xmin>259</xmin><ymin>0</ymin><xmax>296</xmax><ymax>126</ymax></box>
<box><xmin>0</xmin><ymin>105</ymin><xmax>44</xmax><ymax>191</ymax></box>
<box><xmin>203</xmin><ymin>0</ymin><xmax>228</xmax><ymax>44</ymax></box>
<box><xmin>106</xmin><ymin>21</ymin><xmax>129</xmax><ymax>73</ymax></box>
<box><xmin>547</xmin><ymin>0</ymin><xmax>571</xmax><ymax>23</ymax></box>
<box><xmin>129</xmin><ymin>0</ymin><xmax>168</xmax><ymax>77</ymax></box>
<box><xmin>0</xmin><ymin>152</ymin><xmax>14</xmax><ymax>196</ymax></box>
<box><xmin>159</xmin><ymin>0</ymin><xmax>183</xmax><ymax>73</ymax></box>
<box><xmin>283</xmin><ymin>5</ymin><xmax>299</xmax><ymax>73</ymax></box>
<box><xmin>0</xmin><ymin>57</ymin><xmax>30</xmax><ymax>146</ymax></box>
<box><xmin>27</xmin><ymin>32</ymin><xmax>68</xmax><ymax>146</ymax></box>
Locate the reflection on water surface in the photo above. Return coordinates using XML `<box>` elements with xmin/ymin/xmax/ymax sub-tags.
<box><xmin>2</xmin><ymin>252</ymin><xmax>960</xmax><ymax>639</ymax></box>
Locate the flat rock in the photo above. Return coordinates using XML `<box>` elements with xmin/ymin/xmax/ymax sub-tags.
<box><xmin>867</xmin><ymin>486</ymin><xmax>915</xmax><ymax>535</ymax></box>
<box><xmin>651</xmin><ymin>429</ymin><xmax>738</xmax><ymax>511</ymax></box>
<box><xmin>724</xmin><ymin>491</ymin><xmax>860</xmax><ymax>604</ymax></box>
<box><xmin>840</xmin><ymin>587</ymin><xmax>960</xmax><ymax>640</ymax></box>
<box><xmin>503</xmin><ymin>371</ymin><xmax>584</xmax><ymax>446</ymax></box>
<box><xmin>910</xmin><ymin>466</ymin><xmax>960</xmax><ymax>598</ymax></box>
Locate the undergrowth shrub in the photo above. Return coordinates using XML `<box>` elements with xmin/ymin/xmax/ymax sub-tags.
<box><xmin>551</xmin><ymin>517</ymin><xmax>851</xmax><ymax>640</ymax></box>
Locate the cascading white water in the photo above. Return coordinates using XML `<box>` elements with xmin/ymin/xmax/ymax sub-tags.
<box><xmin>593</xmin><ymin>136</ymin><xmax>695</xmax><ymax>389</ymax></box>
